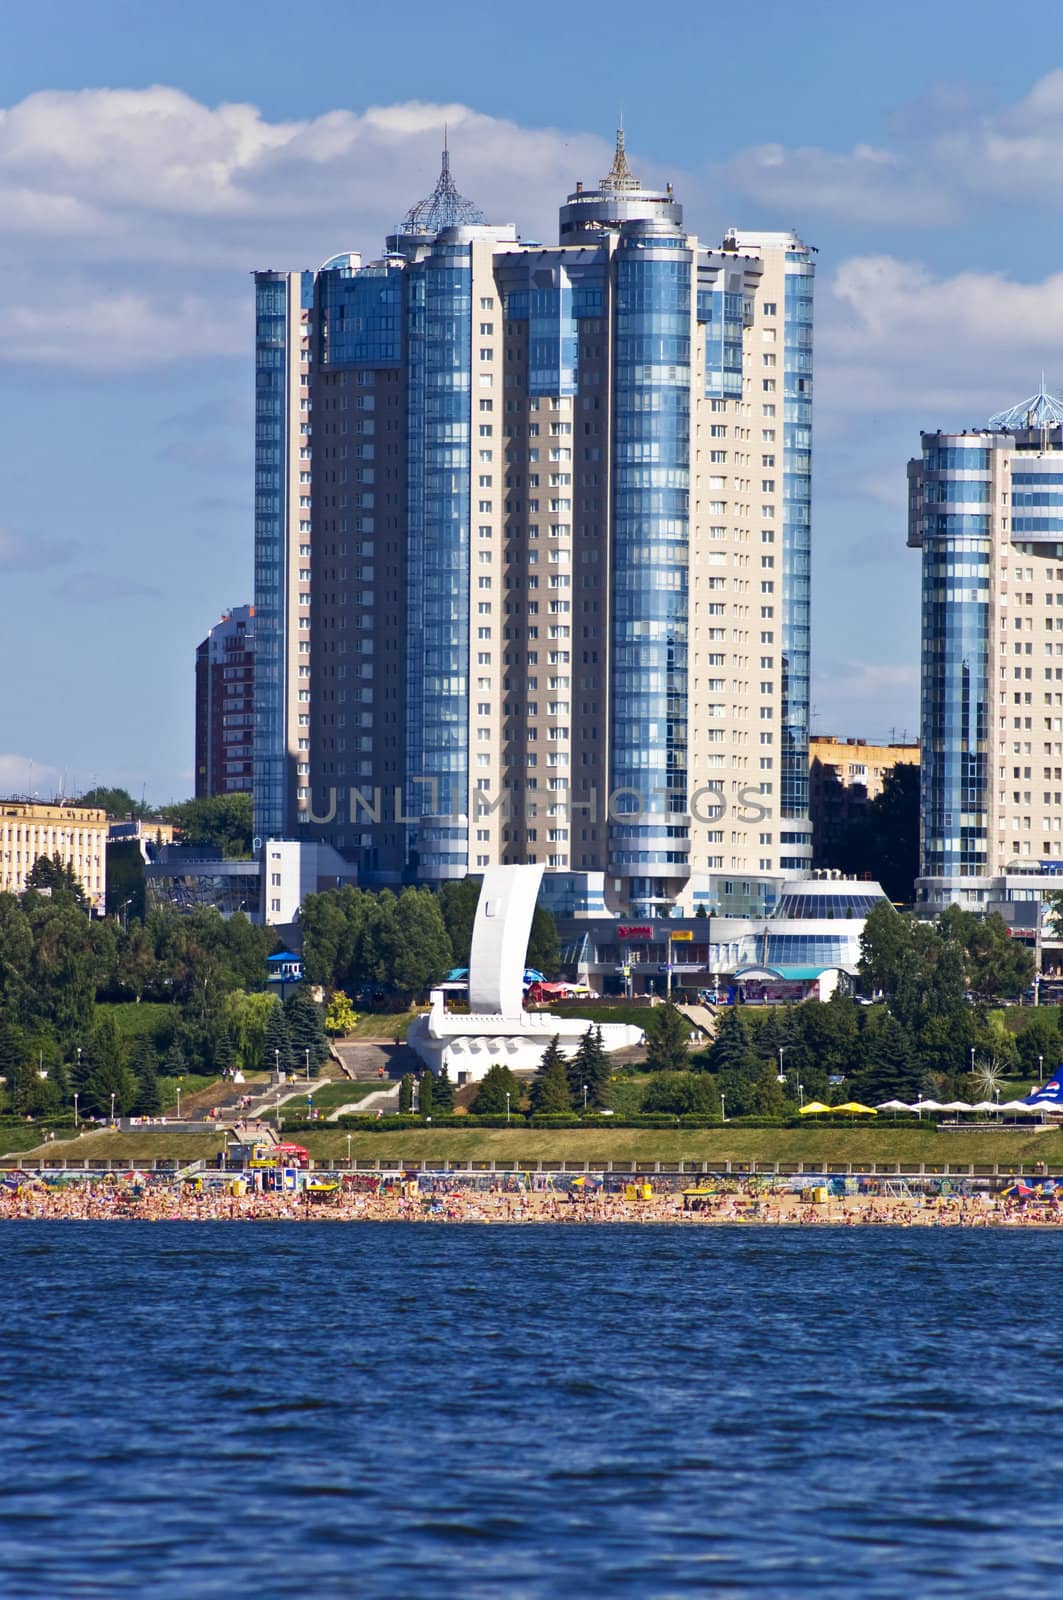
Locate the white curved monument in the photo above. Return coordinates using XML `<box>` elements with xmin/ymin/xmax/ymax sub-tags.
<box><xmin>408</xmin><ymin>864</ymin><xmax>643</xmax><ymax>1082</ymax></box>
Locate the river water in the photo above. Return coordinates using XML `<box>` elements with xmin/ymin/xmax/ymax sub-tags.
<box><xmin>3</xmin><ymin>1222</ymin><xmax>1062</xmax><ymax>1597</ymax></box>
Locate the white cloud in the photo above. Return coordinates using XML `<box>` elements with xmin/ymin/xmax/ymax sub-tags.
<box><xmin>0</xmin><ymin>88</ymin><xmax>650</xmax><ymax>369</ymax></box>
<box><xmin>0</xmin><ymin>527</ymin><xmax>77</xmax><ymax>571</ymax></box>
<box><xmin>0</xmin><ymin>754</ymin><xmax>63</xmax><ymax>797</ymax></box>
<box><xmin>818</xmin><ymin>255</ymin><xmax>1063</xmax><ymax>419</ymax></box>
<box><xmin>722</xmin><ymin>142</ymin><xmax>949</xmax><ymax>227</ymax></box>
<box><xmin>724</xmin><ymin>68</ymin><xmax>1063</xmax><ymax>227</ymax></box>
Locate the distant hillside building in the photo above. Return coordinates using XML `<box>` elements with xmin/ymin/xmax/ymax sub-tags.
<box><xmin>809</xmin><ymin>735</ymin><xmax>920</xmax><ymax>866</ymax></box>
<box><xmin>0</xmin><ymin>800</ymin><xmax>107</xmax><ymax>912</ymax></box>
<box><xmin>195</xmin><ymin>606</ymin><xmax>255</xmax><ymax>798</ymax></box>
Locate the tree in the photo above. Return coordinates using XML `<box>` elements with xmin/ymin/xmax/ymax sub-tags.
<box><xmin>76</xmin><ymin>786</ymin><xmax>154</xmax><ymax>820</ymax></box>
<box><xmin>224</xmin><ymin>989</ymin><xmax>279</xmax><ymax>1074</ymax></box>
<box><xmin>263</xmin><ymin>1004</ymin><xmax>294</xmax><ymax>1076</ymax></box>
<box><xmin>643</xmin><ymin>1072</ymin><xmax>720</xmax><ymax>1117</ymax></box>
<box><xmin>284</xmin><ymin>988</ymin><xmax>329</xmax><ymax>1076</ymax></box>
<box><xmin>750</xmin><ymin>1059</ymin><xmax>787</xmax><ymax>1116</ymax></box>
<box><xmin>300</xmin><ymin>892</ymin><xmax>351</xmax><ymax>988</ymax></box>
<box><xmin>526</xmin><ymin>906</ymin><xmax>560</xmax><ymax>977</ymax></box>
<box><xmin>530</xmin><ymin>1036</ymin><xmax>572</xmax><ymax>1114</ymax></box>
<box><xmin>160</xmin><ymin>794</ymin><xmax>253</xmax><ymax>859</ymax></box>
<box><xmin>419</xmin><ymin>1069</ymin><xmax>434</xmax><ymax>1116</ymax></box>
<box><xmin>25</xmin><ymin>854</ymin><xmax>89</xmax><ymax>909</ymax></box>
<box><xmin>850</xmin><ymin>1015</ymin><xmax>920</xmax><ymax>1105</ymax></box>
<box><xmin>433</xmin><ymin>1063</ymin><xmax>455</xmax><ymax>1113</ymax></box>
<box><xmin>644</xmin><ymin>1004</ymin><xmax>690</xmax><ymax>1074</ymax></box>
<box><xmin>1016</xmin><ymin>1011</ymin><xmax>1061</xmax><ymax>1080</ymax></box>
<box><xmin>162</xmin><ymin>1039</ymin><xmax>187</xmax><ymax>1078</ymax></box>
<box><xmin>700</xmin><ymin>1007</ymin><xmax>751</xmax><ymax>1075</ymax></box>
<box><xmin>568</xmin><ymin>1026</ymin><xmax>609</xmax><ymax>1107</ymax></box>
<box><xmin>437</xmin><ymin>879</ymin><xmax>481</xmax><ymax>968</ymax></box>
<box><xmin>470</xmin><ymin>1063</ymin><xmax>522</xmax><ymax>1115</ymax></box>
<box><xmin>82</xmin><ymin>1013</ymin><xmax>136</xmax><ymax>1118</ymax></box>
<box><xmin>391</xmin><ymin>887</ymin><xmax>452</xmax><ymax>994</ymax></box>
<box><xmin>130</xmin><ymin>1036</ymin><xmax>162</xmax><ymax>1115</ymax></box>
<box><xmin>398</xmin><ymin>1072</ymin><xmax>415</xmax><ymax>1113</ymax></box>
<box><xmin>325</xmin><ymin>991</ymin><xmax>358</xmax><ymax>1037</ymax></box>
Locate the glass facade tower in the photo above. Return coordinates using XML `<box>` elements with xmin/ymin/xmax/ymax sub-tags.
<box><xmin>254</xmin><ymin>139</ymin><xmax>816</xmax><ymax>914</ymax></box>
<box><xmin>910</xmin><ymin>386</ymin><xmax>1063</xmax><ymax>910</ymax></box>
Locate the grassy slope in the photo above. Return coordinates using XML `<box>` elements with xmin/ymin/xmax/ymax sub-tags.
<box><xmin>17</xmin><ymin>1124</ymin><xmax>1063</xmax><ymax>1170</ymax></box>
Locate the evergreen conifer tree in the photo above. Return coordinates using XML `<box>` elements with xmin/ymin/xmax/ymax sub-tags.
<box><xmin>433</xmin><ymin>1063</ymin><xmax>455</xmax><ymax>1113</ymax></box>
<box><xmin>419</xmin><ymin>1068</ymin><xmax>434</xmax><ymax>1116</ymax></box>
<box><xmin>530</xmin><ymin>1036</ymin><xmax>572</xmax><ymax>1114</ymax></box>
<box><xmin>704</xmin><ymin>1007</ymin><xmax>751</xmax><ymax>1075</ymax></box>
<box><xmin>644</xmin><ymin>1003</ymin><xmax>690</xmax><ymax>1074</ymax></box>
<box><xmin>162</xmin><ymin>1039</ymin><xmax>187</xmax><ymax>1078</ymax></box>
<box><xmin>262</xmin><ymin>1004</ymin><xmax>294</xmax><ymax>1076</ymax></box>
<box><xmin>130</xmin><ymin>1036</ymin><xmax>161</xmax><ymax>1116</ymax></box>
<box><xmin>398</xmin><ymin>1072</ymin><xmax>415</xmax><ymax>1113</ymax></box>
<box><xmin>284</xmin><ymin>988</ymin><xmax>329</xmax><ymax>1076</ymax></box>
<box><xmin>568</xmin><ymin>1026</ymin><xmax>609</xmax><ymax>1107</ymax></box>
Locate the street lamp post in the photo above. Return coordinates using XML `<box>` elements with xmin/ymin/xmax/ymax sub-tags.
<box><xmin>720</xmin><ymin>1092</ymin><xmax>726</xmax><ymax>1123</ymax></box>
<box><xmin>274</xmin><ymin>1048</ymin><xmax>280</xmax><ymax>1082</ymax></box>
<box><xmin>176</xmin><ymin>1086</ymin><xmax>181</xmax><ymax>1120</ymax></box>
<box><xmin>346</xmin><ymin>1133</ymin><xmax>352</xmax><ymax>1168</ymax></box>
<box><xmin>110</xmin><ymin>1091</ymin><xmax>116</xmax><ymax>1125</ymax></box>
<box><xmin>582</xmin><ymin>1082</ymin><xmax>588</xmax><ymax>1112</ymax></box>
<box><xmin>798</xmin><ymin>1083</ymin><xmax>805</xmax><ymax>1109</ymax></box>
<box><xmin>1039</xmin><ymin>1054</ymin><xmax>1045</xmax><ymax>1085</ymax></box>
<box><xmin>778</xmin><ymin>1046</ymin><xmax>788</xmax><ymax>1079</ymax></box>
<box><xmin>970</xmin><ymin>1046</ymin><xmax>976</xmax><ymax>1074</ymax></box>
<box><xmin>305</xmin><ymin>1048</ymin><xmax>310</xmax><ymax>1081</ymax></box>
<box><xmin>505</xmin><ymin>1091</ymin><xmax>511</xmax><ymax>1125</ymax></box>
<box><xmin>73</xmin><ymin>1092</ymin><xmax>79</xmax><ymax>1130</ymax></box>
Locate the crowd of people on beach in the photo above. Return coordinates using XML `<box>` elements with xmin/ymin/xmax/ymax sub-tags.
<box><xmin>4</xmin><ymin>1177</ymin><xmax>1063</xmax><ymax>1226</ymax></box>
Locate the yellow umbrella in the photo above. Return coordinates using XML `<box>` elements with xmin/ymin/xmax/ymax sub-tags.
<box><xmin>828</xmin><ymin>1102</ymin><xmax>878</xmax><ymax>1115</ymax></box>
<box><xmin>799</xmin><ymin>1101</ymin><xmax>831</xmax><ymax>1115</ymax></box>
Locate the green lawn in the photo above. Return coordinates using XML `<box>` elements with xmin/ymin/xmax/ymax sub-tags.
<box><xmin>293</xmin><ymin>1124</ymin><xmax>1063</xmax><ymax>1168</ymax></box>
<box><xmin>95</xmin><ymin>1001</ymin><xmax>175</xmax><ymax>1043</ymax></box>
<box><xmin>11</xmin><ymin>1122</ymin><xmax>1063</xmax><ymax>1172</ymax></box>
<box><xmin>14</xmin><ymin>1130</ymin><xmax>225</xmax><ymax>1163</ymax></box>
<box><xmin>261</xmin><ymin>1082</ymin><xmax>382</xmax><ymax>1119</ymax></box>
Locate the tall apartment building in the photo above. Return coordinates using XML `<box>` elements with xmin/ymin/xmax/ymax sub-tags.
<box><xmin>195</xmin><ymin>606</ymin><xmax>255</xmax><ymax>797</ymax></box>
<box><xmin>0</xmin><ymin>800</ymin><xmax>107</xmax><ymax>913</ymax></box>
<box><xmin>252</xmin><ymin>271</ymin><xmax>313</xmax><ymax>840</ymax></box>
<box><xmin>908</xmin><ymin>383</ymin><xmax>1063</xmax><ymax>913</ymax></box>
<box><xmin>254</xmin><ymin>133</ymin><xmax>815</xmax><ymax>917</ymax></box>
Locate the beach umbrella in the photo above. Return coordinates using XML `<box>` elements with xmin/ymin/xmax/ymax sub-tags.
<box><xmin>912</xmin><ymin>1099</ymin><xmax>944</xmax><ymax>1112</ymax></box>
<box><xmin>940</xmin><ymin>1101</ymin><xmax>973</xmax><ymax>1113</ymax></box>
<box><xmin>971</xmin><ymin>1100</ymin><xmax>1000</xmax><ymax>1113</ymax></box>
<box><xmin>876</xmin><ymin>1100</ymin><xmax>914</xmax><ymax>1112</ymax></box>
<box><xmin>798</xmin><ymin>1101</ymin><xmax>831</xmax><ymax>1115</ymax></box>
<box><xmin>999</xmin><ymin>1099</ymin><xmax>1034</xmax><ymax>1113</ymax></box>
<box><xmin>828</xmin><ymin>1102</ymin><xmax>878</xmax><ymax>1115</ymax></box>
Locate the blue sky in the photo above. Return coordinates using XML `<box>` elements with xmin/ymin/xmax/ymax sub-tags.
<box><xmin>5</xmin><ymin>0</ymin><xmax>1063</xmax><ymax>800</ymax></box>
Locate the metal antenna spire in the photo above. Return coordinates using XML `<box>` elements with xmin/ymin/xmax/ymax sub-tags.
<box><xmin>601</xmin><ymin>119</ymin><xmax>639</xmax><ymax>191</ymax></box>
<box><xmin>400</xmin><ymin>129</ymin><xmax>485</xmax><ymax>235</ymax></box>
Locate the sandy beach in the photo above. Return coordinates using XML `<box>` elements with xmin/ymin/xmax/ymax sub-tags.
<box><xmin>3</xmin><ymin>1180</ymin><xmax>1062</xmax><ymax>1227</ymax></box>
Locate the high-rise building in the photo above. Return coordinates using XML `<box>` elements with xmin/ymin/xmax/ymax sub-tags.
<box><xmin>195</xmin><ymin>606</ymin><xmax>255</xmax><ymax>797</ymax></box>
<box><xmin>254</xmin><ymin>133</ymin><xmax>815</xmax><ymax>917</ymax></box>
<box><xmin>252</xmin><ymin>270</ymin><xmax>313</xmax><ymax>840</ymax></box>
<box><xmin>909</xmin><ymin>383</ymin><xmax>1063</xmax><ymax>914</ymax></box>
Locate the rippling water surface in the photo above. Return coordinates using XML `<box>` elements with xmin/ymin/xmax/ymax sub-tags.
<box><xmin>3</xmin><ymin>1223</ymin><xmax>1063</xmax><ymax>1596</ymax></box>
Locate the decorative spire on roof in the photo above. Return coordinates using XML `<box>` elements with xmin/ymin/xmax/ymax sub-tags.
<box><xmin>600</xmin><ymin>120</ymin><xmax>640</xmax><ymax>192</ymax></box>
<box><xmin>400</xmin><ymin>127</ymin><xmax>486</xmax><ymax>235</ymax></box>
<box><xmin>989</xmin><ymin>374</ymin><xmax>1063</xmax><ymax>430</ymax></box>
